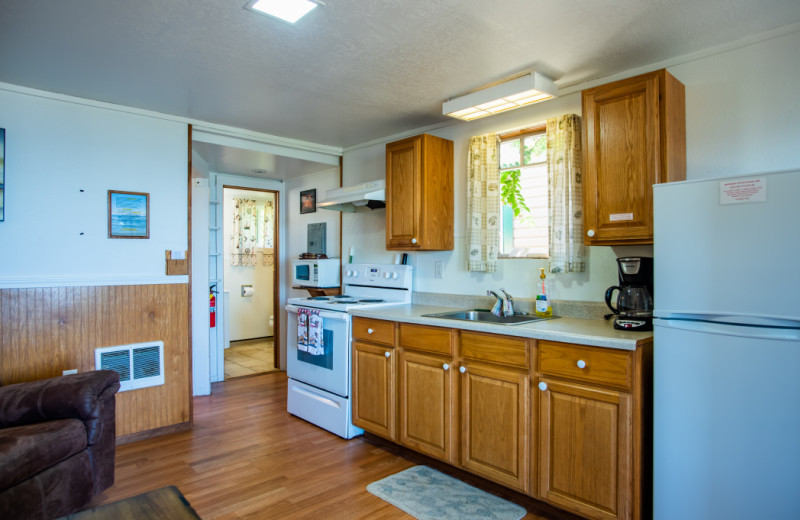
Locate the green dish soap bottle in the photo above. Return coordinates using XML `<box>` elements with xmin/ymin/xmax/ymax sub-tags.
<box><xmin>535</xmin><ymin>268</ymin><xmax>553</xmax><ymax>318</ymax></box>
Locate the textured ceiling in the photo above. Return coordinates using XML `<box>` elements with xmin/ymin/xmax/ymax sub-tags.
<box><xmin>2</xmin><ymin>0</ymin><xmax>800</xmax><ymax>151</ymax></box>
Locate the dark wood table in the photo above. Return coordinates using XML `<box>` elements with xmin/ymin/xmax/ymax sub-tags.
<box><xmin>60</xmin><ymin>486</ymin><xmax>201</xmax><ymax>519</ymax></box>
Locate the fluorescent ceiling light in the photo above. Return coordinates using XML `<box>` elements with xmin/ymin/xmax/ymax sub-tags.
<box><xmin>443</xmin><ymin>72</ymin><xmax>558</xmax><ymax>121</ymax></box>
<box><xmin>247</xmin><ymin>0</ymin><xmax>319</xmax><ymax>24</ymax></box>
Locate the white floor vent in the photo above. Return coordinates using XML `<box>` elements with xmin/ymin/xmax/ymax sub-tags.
<box><xmin>95</xmin><ymin>341</ymin><xmax>165</xmax><ymax>392</ymax></box>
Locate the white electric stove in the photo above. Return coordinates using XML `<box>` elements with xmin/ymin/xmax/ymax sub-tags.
<box><xmin>285</xmin><ymin>263</ymin><xmax>412</xmax><ymax>438</ymax></box>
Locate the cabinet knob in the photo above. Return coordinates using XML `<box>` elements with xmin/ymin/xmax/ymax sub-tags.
<box><xmin>411</xmin><ymin>238</ymin><xmax>417</xmax><ymax>244</ymax></box>
<box><xmin>577</xmin><ymin>359</ymin><xmax>586</xmax><ymax>369</ymax></box>
<box><xmin>538</xmin><ymin>382</ymin><xmax>548</xmax><ymax>391</ymax></box>
<box><xmin>442</xmin><ymin>363</ymin><xmax>449</xmax><ymax>371</ymax></box>
<box><xmin>459</xmin><ymin>366</ymin><xmax>467</xmax><ymax>374</ymax></box>
<box><xmin>367</xmin><ymin>328</ymin><xmax>374</xmax><ymax>334</ymax></box>
<box><xmin>587</xmin><ymin>229</ymin><xmax>595</xmax><ymax>237</ymax></box>
<box><xmin>385</xmin><ymin>351</ymin><xmax>391</xmax><ymax>358</ymax></box>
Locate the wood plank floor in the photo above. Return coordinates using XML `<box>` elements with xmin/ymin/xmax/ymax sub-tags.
<box><xmin>90</xmin><ymin>372</ymin><xmax>578</xmax><ymax>520</ymax></box>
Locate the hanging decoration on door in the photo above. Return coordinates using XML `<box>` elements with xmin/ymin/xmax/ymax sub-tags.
<box><xmin>296</xmin><ymin>308</ymin><xmax>324</xmax><ymax>356</ymax></box>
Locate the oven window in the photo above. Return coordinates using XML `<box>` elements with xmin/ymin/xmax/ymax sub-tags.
<box><xmin>296</xmin><ymin>264</ymin><xmax>310</xmax><ymax>281</ymax></box>
<box><xmin>297</xmin><ymin>328</ymin><xmax>334</xmax><ymax>370</ymax></box>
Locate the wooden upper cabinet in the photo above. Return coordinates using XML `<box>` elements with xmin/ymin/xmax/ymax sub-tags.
<box><xmin>582</xmin><ymin>69</ymin><xmax>685</xmax><ymax>245</ymax></box>
<box><xmin>385</xmin><ymin>134</ymin><xmax>454</xmax><ymax>251</ymax></box>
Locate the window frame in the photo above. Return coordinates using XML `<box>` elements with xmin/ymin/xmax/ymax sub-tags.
<box><xmin>497</xmin><ymin>124</ymin><xmax>549</xmax><ymax>259</ymax></box>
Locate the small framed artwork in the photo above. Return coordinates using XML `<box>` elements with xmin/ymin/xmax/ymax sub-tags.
<box><xmin>0</xmin><ymin>128</ymin><xmax>5</xmax><ymax>222</ymax></box>
<box><xmin>300</xmin><ymin>189</ymin><xmax>316</xmax><ymax>214</ymax></box>
<box><xmin>108</xmin><ymin>190</ymin><xmax>150</xmax><ymax>239</ymax></box>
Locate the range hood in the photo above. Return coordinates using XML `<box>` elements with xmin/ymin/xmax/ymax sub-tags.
<box><xmin>318</xmin><ymin>179</ymin><xmax>386</xmax><ymax>212</ymax></box>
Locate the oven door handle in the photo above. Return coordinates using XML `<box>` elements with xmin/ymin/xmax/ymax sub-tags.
<box><xmin>285</xmin><ymin>304</ymin><xmax>350</xmax><ymax>322</ymax></box>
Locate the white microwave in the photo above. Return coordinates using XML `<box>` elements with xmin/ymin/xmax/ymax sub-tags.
<box><xmin>292</xmin><ymin>258</ymin><xmax>340</xmax><ymax>288</ymax></box>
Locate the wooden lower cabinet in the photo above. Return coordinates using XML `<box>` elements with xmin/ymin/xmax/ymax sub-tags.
<box><xmin>352</xmin><ymin>340</ymin><xmax>396</xmax><ymax>440</ymax></box>
<box><xmin>461</xmin><ymin>362</ymin><xmax>530</xmax><ymax>492</ymax></box>
<box><xmin>398</xmin><ymin>349</ymin><xmax>455</xmax><ymax>462</ymax></box>
<box><xmin>537</xmin><ymin>377</ymin><xmax>633</xmax><ymax>520</ymax></box>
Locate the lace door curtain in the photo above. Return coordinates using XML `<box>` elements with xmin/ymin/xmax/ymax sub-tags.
<box><xmin>231</xmin><ymin>198</ymin><xmax>258</xmax><ymax>266</ymax></box>
<box><xmin>466</xmin><ymin>134</ymin><xmax>500</xmax><ymax>272</ymax></box>
<box><xmin>547</xmin><ymin>114</ymin><xmax>585</xmax><ymax>273</ymax></box>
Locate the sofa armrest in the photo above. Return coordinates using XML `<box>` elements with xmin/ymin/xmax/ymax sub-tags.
<box><xmin>0</xmin><ymin>370</ymin><xmax>120</xmax><ymax>430</ymax></box>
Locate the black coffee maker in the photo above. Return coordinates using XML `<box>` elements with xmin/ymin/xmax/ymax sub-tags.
<box><xmin>605</xmin><ymin>257</ymin><xmax>654</xmax><ymax>331</ymax></box>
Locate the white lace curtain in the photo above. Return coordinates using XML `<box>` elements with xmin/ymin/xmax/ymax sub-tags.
<box><xmin>547</xmin><ymin>114</ymin><xmax>585</xmax><ymax>273</ymax></box>
<box><xmin>466</xmin><ymin>134</ymin><xmax>500</xmax><ymax>272</ymax></box>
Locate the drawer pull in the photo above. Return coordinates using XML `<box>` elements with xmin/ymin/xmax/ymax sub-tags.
<box><xmin>442</xmin><ymin>363</ymin><xmax>449</xmax><ymax>371</ymax></box>
<box><xmin>367</xmin><ymin>328</ymin><xmax>374</xmax><ymax>334</ymax></box>
<box><xmin>385</xmin><ymin>351</ymin><xmax>391</xmax><ymax>358</ymax></box>
<box><xmin>577</xmin><ymin>359</ymin><xmax>587</xmax><ymax>369</ymax></box>
<box><xmin>538</xmin><ymin>382</ymin><xmax>548</xmax><ymax>391</ymax></box>
<box><xmin>587</xmin><ymin>229</ymin><xmax>595</xmax><ymax>237</ymax></box>
<box><xmin>411</xmin><ymin>238</ymin><xmax>417</xmax><ymax>244</ymax></box>
<box><xmin>459</xmin><ymin>366</ymin><xmax>467</xmax><ymax>374</ymax></box>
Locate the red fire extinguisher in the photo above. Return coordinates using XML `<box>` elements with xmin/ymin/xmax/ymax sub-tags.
<box><xmin>209</xmin><ymin>286</ymin><xmax>217</xmax><ymax>328</ymax></box>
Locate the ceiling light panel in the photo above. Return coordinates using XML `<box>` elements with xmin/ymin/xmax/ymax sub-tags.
<box><xmin>247</xmin><ymin>0</ymin><xmax>319</xmax><ymax>24</ymax></box>
<box><xmin>443</xmin><ymin>72</ymin><xmax>558</xmax><ymax>121</ymax></box>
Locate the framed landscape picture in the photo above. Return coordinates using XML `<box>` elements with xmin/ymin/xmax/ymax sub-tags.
<box><xmin>108</xmin><ymin>190</ymin><xmax>149</xmax><ymax>238</ymax></box>
<box><xmin>0</xmin><ymin>128</ymin><xmax>5</xmax><ymax>222</ymax></box>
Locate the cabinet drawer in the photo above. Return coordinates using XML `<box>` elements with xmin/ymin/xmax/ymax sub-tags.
<box><xmin>459</xmin><ymin>331</ymin><xmax>528</xmax><ymax>369</ymax></box>
<box><xmin>538</xmin><ymin>341</ymin><xmax>632</xmax><ymax>390</ymax></box>
<box><xmin>353</xmin><ymin>318</ymin><xmax>395</xmax><ymax>346</ymax></box>
<box><xmin>399</xmin><ymin>324</ymin><xmax>453</xmax><ymax>355</ymax></box>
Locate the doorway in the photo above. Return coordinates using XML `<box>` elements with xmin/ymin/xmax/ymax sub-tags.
<box><xmin>222</xmin><ymin>186</ymin><xmax>280</xmax><ymax>379</ymax></box>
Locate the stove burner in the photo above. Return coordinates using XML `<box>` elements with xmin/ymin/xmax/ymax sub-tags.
<box><xmin>332</xmin><ymin>300</ymin><xmax>358</xmax><ymax>304</ymax></box>
<box><xmin>307</xmin><ymin>296</ymin><xmax>331</xmax><ymax>301</ymax></box>
<box><xmin>358</xmin><ymin>299</ymin><xmax>385</xmax><ymax>303</ymax></box>
<box><xmin>332</xmin><ymin>294</ymin><xmax>351</xmax><ymax>299</ymax></box>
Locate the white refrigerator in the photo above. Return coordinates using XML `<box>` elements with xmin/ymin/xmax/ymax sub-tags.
<box><xmin>652</xmin><ymin>170</ymin><xmax>800</xmax><ymax>520</ymax></box>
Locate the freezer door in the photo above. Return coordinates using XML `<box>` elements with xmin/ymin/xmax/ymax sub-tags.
<box><xmin>653</xmin><ymin>320</ymin><xmax>800</xmax><ymax>520</ymax></box>
<box><xmin>653</xmin><ymin>170</ymin><xmax>800</xmax><ymax>321</ymax></box>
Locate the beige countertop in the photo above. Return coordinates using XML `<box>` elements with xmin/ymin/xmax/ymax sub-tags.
<box><xmin>348</xmin><ymin>304</ymin><xmax>652</xmax><ymax>351</ymax></box>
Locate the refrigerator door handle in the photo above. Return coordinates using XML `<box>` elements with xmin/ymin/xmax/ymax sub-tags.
<box><xmin>654</xmin><ymin>317</ymin><xmax>800</xmax><ymax>341</ymax></box>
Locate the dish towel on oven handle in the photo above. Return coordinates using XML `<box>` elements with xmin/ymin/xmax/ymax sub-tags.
<box><xmin>296</xmin><ymin>308</ymin><xmax>324</xmax><ymax>355</ymax></box>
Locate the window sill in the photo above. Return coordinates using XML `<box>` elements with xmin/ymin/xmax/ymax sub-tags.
<box><xmin>498</xmin><ymin>253</ymin><xmax>549</xmax><ymax>260</ymax></box>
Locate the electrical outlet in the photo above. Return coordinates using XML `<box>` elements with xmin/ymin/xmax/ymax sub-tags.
<box><xmin>62</xmin><ymin>369</ymin><xmax>78</xmax><ymax>376</ymax></box>
<box><xmin>434</xmin><ymin>261</ymin><xmax>444</xmax><ymax>279</ymax></box>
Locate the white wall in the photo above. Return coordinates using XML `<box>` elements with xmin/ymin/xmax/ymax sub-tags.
<box><xmin>341</xmin><ymin>29</ymin><xmax>800</xmax><ymax>304</ymax></box>
<box><xmin>285</xmin><ymin>168</ymin><xmax>341</xmax><ymax>295</ymax></box>
<box><xmin>0</xmin><ymin>86</ymin><xmax>188</xmax><ymax>283</ymax></box>
<box><xmin>223</xmin><ymin>187</ymin><xmax>275</xmax><ymax>341</ymax></box>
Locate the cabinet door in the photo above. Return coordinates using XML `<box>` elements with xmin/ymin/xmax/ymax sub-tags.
<box><xmin>537</xmin><ymin>377</ymin><xmax>632</xmax><ymax>520</ymax></box>
<box><xmin>386</xmin><ymin>136</ymin><xmax>421</xmax><ymax>249</ymax></box>
<box><xmin>461</xmin><ymin>363</ymin><xmax>530</xmax><ymax>492</ymax></box>
<box><xmin>582</xmin><ymin>72</ymin><xmax>660</xmax><ymax>244</ymax></box>
<box><xmin>352</xmin><ymin>340</ymin><xmax>395</xmax><ymax>440</ymax></box>
<box><xmin>399</xmin><ymin>349</ymin><xmax>455</xmax><ymax>462</ymax></box>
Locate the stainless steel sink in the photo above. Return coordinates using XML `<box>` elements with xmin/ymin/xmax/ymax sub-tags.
<box><xmin>421</xmin><ymin>309</ymin><xmax>555</xmax><ymax>325</ymax></box>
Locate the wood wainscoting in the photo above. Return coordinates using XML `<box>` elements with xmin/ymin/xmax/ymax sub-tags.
<box><xmin>0</xmin><ymin>283</ymin><xmax>191</xmax><ymax>438</ymax></box>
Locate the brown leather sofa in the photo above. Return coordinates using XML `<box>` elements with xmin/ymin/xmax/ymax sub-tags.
<box><xmin>0</xmin><ymin>370</ymin><xmax>120</xmax><ymax>519</ymax></box>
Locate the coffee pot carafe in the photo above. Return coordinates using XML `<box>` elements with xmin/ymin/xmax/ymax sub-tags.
<box><xmin>606</xmin><ymin>257</ymin><xmax>654</xmax><ymax>331</ymax></box>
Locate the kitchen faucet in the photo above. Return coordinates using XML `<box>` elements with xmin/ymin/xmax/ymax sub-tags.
<box><xmin>487</xmin><ymin>289</ymin><xmax>514</xmax><ymax>317</ymax></box>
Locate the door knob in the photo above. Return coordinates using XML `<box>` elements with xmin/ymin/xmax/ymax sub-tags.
<box><xmin>385</xmin><ymin>351</ymin><xmax>391</xmax><ymax>358</ymax></box>
<box><xmin>442</xmin><ymin>363</ymin><xmax>449</xmax><ymax>371</ymax></box>
<box><xmin>367</xmin><ymin>328</ymin><xmax>374</xmax><ymax>334</ymax></box>
<box><xmin>411</xmin><ymin>238</ymin><xmax>417</xmax><ymax>244</ymax></box>
<box><xmin>587</xmin><ymin>229</ymin><xmax>595</xmax><ymax>237</ymax></box>
<box><xmin>577</xmin><ymin>359</ymin><xmax>586</xmax><ymax>369</ymax></box>
<box><xmin>538</xmin><ymin>382</ymin><xmax>548</xmax><ymax>391</ymax></box>
<box><xmin>459</xmin><ymin>366</ymin><xmax>467</xmax><ymax>374</ymax></box>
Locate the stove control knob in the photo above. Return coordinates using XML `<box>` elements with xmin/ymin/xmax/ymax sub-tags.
<box><xmin>352</xmin><ymin>271</ymin><xmax>359</xmax><ymax>278</ymax></box>
<box><xmin>391</xmin><ymin>272</ymin><xmax>398</xmax><ymax>279</ymax></box>
<box><xmin>384</xmin><ymin>272</ymin><xmax>391</xmax><ymax>279</ymax></box>
<box><xmin>345</xmin><ymin>270</ymin><xmax>352</xmax><ymax>277</ymax></box>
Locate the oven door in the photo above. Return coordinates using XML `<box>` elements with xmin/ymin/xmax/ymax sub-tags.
<box><xmin>286</xmin><ymin>304</ymin><xmax>351</xmax><ymax>397</ymax></box>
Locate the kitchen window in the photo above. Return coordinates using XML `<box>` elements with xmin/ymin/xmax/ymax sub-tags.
<box><xmin>498</xmin><ymin>127</ymin><xmax>549</xmax><ymax>258</ymax></box>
